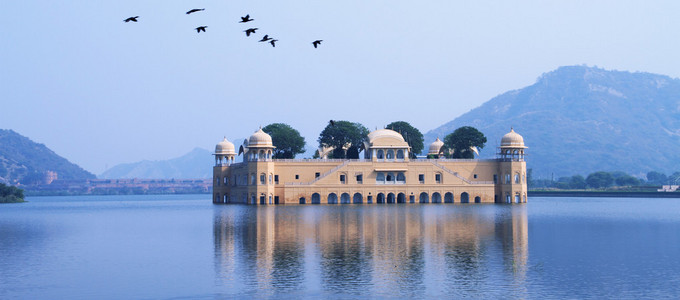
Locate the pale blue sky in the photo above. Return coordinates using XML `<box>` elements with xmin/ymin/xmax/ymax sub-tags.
<box><xmin>2</xmin><ymin>1</ymin><xmax>680</xmax><ymax>174</ymax></box>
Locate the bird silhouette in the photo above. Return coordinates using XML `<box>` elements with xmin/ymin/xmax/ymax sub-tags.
<box><xmin>186</xmin><ymin>8</ymin><xmax>205</xmax><ymax>15</ymax></box>
<box><xmin>312</xmin><ymin>40</ymin><xmax>323</xmax><ymax>48</ymax></box>
<box><xmin>270</xmin><ymin>39</ymin><xmax>278</xmax><ymax>47</ymax></box>
<box><xmin>195</xmin><ymin>26</ymin><xmax>207</xmax><ymax>33</ymax></box>
<box><xmin>259</xmin><ymin>35</ymin><xmax>272</xmax><ymax>42</ymax></box>
<box><xmin>124</xmin><ymin>16</ymin><xmax>139</xmax><ymax>22</ymax></box>
<box><xmin>240</xmin><ymin>15</ymin><xmax>254</xmax><ymax>23</ymax></box>
<box><xmin>329</xmin><ymin>120</ymin><xmax>335</xmax><ymax>126</ymax></box>
<box><xmin>244</xmin><ymin>28</ymin><xmax>258</xmax><ymax>37</ymax></box>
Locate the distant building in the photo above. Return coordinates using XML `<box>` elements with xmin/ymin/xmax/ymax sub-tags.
<box><xmin>44</xmin><ymin>171</ymin><xmax>58</xmax><ymax>185</ymax></box>
<box><xmin>213</xmin><ymin>128</ymin><xmax>528</xmax><ymax>205</ymax></box>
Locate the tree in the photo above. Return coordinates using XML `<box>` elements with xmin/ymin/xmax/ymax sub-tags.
<box><xmin>262</xmin><ymin>123</ymin><xmax>306</xmax><ymax>159</ymax></box>
<box><xmin>646</xmin><ymin>171</ymin><xmax>667</xmax><ymax>185</ymax></box>
<box><xmin>443</xmin><ymin>126</ymin><xmax>487</xmax><ymax>159</ymax></box>
<box><xmin>615</xmin><ymin>175</ymin><xmax>641</xmax><ymax>186</ymax></box>
<box><xmin>386</xmin><ymin>121</ymin><xmax>424</xmax><ymax>158</ymax></box>
<box><xmin>569</xmin><ymin>175</ymin><xmax>586</xmax><ymax>189</ymax></box>
<box><xmin>318</xmin><ymin>121</ymin><xmax>369</xmax><ymax>159</ymax></box>
<box><xmin>586</xmin><ymin>171</ymin><xmax>614</xmax><ymax>188</ymax></box>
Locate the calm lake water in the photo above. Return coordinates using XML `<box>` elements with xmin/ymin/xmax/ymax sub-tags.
<box><xmin>1</xmin><ymin>195</ymin><xmax>679</xmax><ymax>299</ymax></box>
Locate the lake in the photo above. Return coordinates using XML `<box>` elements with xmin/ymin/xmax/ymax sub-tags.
<box><xmin>1</xmin><ymin>195</ymin><xmax>679</xmax><ymax>299</ymax></box>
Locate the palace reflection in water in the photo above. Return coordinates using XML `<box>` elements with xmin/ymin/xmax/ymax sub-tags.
<box><xmin>213</xmin><ymin>205</ymin><xmax>528</xmax><ymax>297</ymax></box>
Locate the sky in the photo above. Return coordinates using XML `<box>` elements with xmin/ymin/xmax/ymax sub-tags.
<box><xmin>2</xmin><ymin>1</ymin><xmax>680</xmax><ymax>175</ymax></box>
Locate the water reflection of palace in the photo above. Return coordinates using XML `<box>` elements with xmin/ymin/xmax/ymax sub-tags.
<box><xmin>213</xmin><ymin>205</ymin><xmax>528</xmax><ymax>296</ymax></box>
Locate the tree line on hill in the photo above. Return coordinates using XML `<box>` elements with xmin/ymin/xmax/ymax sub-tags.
<box><xmin>0</xmin><ymin>183</ymin><xmax>24</xmax><ymax>203</ymax></box>
<box><xmin>529</xmin><ymin>170</ymin><xmax>680</xmax><ymax>190</ymax></box>
<box><xmin>261</xmin><ymin>121</ymin><xmax>487</xmax><ymax>159</ymax></box>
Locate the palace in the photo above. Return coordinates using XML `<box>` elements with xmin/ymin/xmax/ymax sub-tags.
<box><xmin>212</xmin><ymin>127</ymin><xmax>527</xmax><ymax>205</ymax></box>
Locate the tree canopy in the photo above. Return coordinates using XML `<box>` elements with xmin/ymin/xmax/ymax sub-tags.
<box><xmin>0</xmin><ymin>183</ymin><xmax>24</xmax><ymax>203</ymax></box>
<box><xmin>586</xmin><ymin>171</ymin><xmax>614</xmax><ymax>188</ymax></box>
<box><xmin>318</xmin><ymin>121</ymin><xmax>369</xmax><ymax>159</ymax></box>
<box><xmin>443</xmin><ymin>126</ymin><xmax>487</xmax><ymax>159</ymax></box>
<box><xmin>386</xmin><ymin>121</ymin><xmax>424</xmax><ymax>158</ymax></box>
<box><xmin>262</xmin><ymin>123</ymin><xmax>306</xmax><ymax>159</ymax></box>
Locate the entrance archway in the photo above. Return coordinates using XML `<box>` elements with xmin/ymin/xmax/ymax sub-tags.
<box><xmin>432</xmin><ymin>192</ymin><xmax>442</xmax><ymax>203</ymax></box>
<box><xmin>328</xmin><ymin>193</ymin><xmax>338</xmax><ymax>204</ymax></box>
<box><xmin>445</xmin><ymin>192</ymin><xmax>454</xmax><ymax>203</ymax></box>
<box><xmin>377</xmin><ymin>193</ymin><xmax>385</xmax><ymax>204</ymax></box>
<box><xmin>397</xmin><ymin>193</ymin><xmax>406</xmax><ymax>203</ymax></box>
<box><xmin>353</xmin><ymin>193</ymin><xmax>363</xmax><ymax>204</ymax></box>
<box><xmin>312</xmin><ymin>193</ymin><xmax>320</xmax><ymax>204</ymax></box>
<box><xmin>419</xmin><ymin>192</ymin><xmax>429</xmax><ymax>203</ymax></box>
<box><xmin>461</xmin><ymin>192</ymin><xmax>469</xmax><ymax>203</ymax></box>
<box><xmin>341</xmin><ymin>193</ymin><xmax>351</xmax><ymax>204</ymax></box>
<box><xmin>474</xmin><ymin>196</ymin><xmax>481</xmax><ymax>203</ymax></box>
<box><xmin>387</xmin><ymin>193</ymin><xmax>395</xmax><ymax>204</ymax></box>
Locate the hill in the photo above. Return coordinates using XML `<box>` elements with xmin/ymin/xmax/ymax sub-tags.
<box><xmin>0</xmin><ymin>129</ymin><xmax>96</xmax><ymax>184</ymax></box>
<box><xmin>424</xmin><ymin>65</ymin><xmax>680</xmax><ymax>178</ymax></box>
<box><xmin>100</xmin><ymin>147</ymin><xmax>214</xmax><ymax>179</ymax></box>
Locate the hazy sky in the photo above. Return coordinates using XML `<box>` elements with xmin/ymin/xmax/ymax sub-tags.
<box><xmin>3</xmin><ymin>1</ymin><xmax>680</xmax><ymax>174</ymax></box>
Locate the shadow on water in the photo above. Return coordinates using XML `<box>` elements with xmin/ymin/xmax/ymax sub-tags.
<box><xmin>212</xmin><ymin>204</ymin><xmax>528</xmax><ymax>298</ymax></box>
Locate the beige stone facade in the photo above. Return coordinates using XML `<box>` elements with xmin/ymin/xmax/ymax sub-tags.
<box><xmin>213</xmin><ymin>128</ymin><xmax>527</xmax><ymax>205</ymax></box>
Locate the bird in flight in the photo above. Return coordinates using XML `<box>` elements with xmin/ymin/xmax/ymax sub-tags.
<box><xmin>259</xmin><ymin>35</ymin><xmax>272</xmax><ymax>42</ymax></box>
<box><xmin>270</xmin><ymin>39</ymin><xmax>278</xmax><ymax>47</ymax></box>
<box><xmin>240</xmin><ymin>15</ymin><xmax>254</xmax><ymax>23</ymax></box>
<box><xmin>186</xmin><ymin>8</ymin><xmax>205</xmax><ymax>15</ymax></box>
<box><xmin>124</xmin><ymin>16</ymin><xmax>139</xmax><ymax>22</ymax></box>
<box><xmin>329</xmin><ymin>120</ymin><xmax>335</xmax><ymax>126</ymax></box>
<box><xmin>244</xmin><ymin>28</ymin><xmax>258</xmax><ymax>37</ymax></box>
<box><xmin>195</xmin><ymin>26</ymin><xmax>208</xmax><ymax>33</ymax></box>
<box><xmin>312</xmin><ymin>40</ymin><xmax>323</xmax><ymax>48</ymax></box>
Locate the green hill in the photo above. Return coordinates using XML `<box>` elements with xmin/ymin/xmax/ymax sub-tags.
<box><xmin>424</xmin><ymin>65</ymin><xmax>680</xmax><ymax>178</ymax></box>
<box><xmin>0</xmin><ymin>129</ymin><xmax>95</xmax><ymax>184</ymax></box>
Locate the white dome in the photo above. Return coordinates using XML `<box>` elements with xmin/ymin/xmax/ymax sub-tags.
<box><xmin>428</xmin><ymin>138</ymin><xmax>444</xmax><ymax>155</ymax></box>
<box><xmin>248</xmin><ymin>128</ymin><xmax>274</xmax><ymax>147</ymax></box>
<box><xmin>500</xmin><ymin>128</ymin><xmax>526</xmax><ymax>148</ymax></box>
<box><xmin>368</xmin><ymin>129</ymin><xmax>405</xmax><ymax>143</ymax></box>
<box><xmin>215</xmin><ymin>137</ymin><xmax>236</xmax><ymax>155</ymax></box>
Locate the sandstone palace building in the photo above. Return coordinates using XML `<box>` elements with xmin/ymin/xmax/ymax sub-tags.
<box><xmin>213</xmin><ymin>128</ymin><xmax>527</xmax><ymax>205</ymax></box>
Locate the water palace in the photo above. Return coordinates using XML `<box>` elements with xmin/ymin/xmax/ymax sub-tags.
<box><xmin>212</xmin><ymin>128</ymin><xmax>527</xmax><ymax>205</ymax></box>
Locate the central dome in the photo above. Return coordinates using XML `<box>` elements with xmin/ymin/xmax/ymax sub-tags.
<box><xmin>215</xmin><ymin>137</ymin><xmax>236</xmax><ymax>155</ymax></box>
<box><xmin>500</xmin><ymin>128</ymin><xmax>527</xmax><ymax>148</ymax></box>
<box><xmin>368</xmin><ymin>129</ymin><xmax>405</xmax><ymax>143</ymax></box>
<box><xmin>428</xmin><ymin>138</ymin><xmax>444</xmax><ymax>155</ymax></box>
<box><xmin>248</xmin><ymin>128</ymin><xmax>273</xmax><ymax>147</ymax></box>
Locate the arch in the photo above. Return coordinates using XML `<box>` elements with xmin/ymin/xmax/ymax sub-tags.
<box><xmin>432</xmin><ymin>192</ymin><xmax>442</xmax><ymax>203</ymax></box>
<box><xmin>376</xmin><ymin>172</ymin><xmax>385</xmax><ymax>183</ymax></box>
<box><xmin>445</xmin><ymin>192</ymin><xmax>454</xmax><ymax>203</ymax></box>
<box><xmin>299</xmin><ymin>197</ymin><xmax>306</xmax><ymax>204</ymax></box>
<box><xmin>328</xmin><ymin>193</ymin><xmax>338</xmax><ymax>204</ymax></box>
<box><xmin>386</xmin><ymin>149</ymin><xmax>394</xmax><ymax>159</ymax></box>
<box><xmin>397</xmin><ymin>193</ymin><xmax>406</xmax><ymax>203</ymax></box>
<box><xmin>260</xmin><ymin>173</ymin><xmax>266</xmax><ymax>185</ymax></box>
<box><xmin>353</xmin><ymin>193</ymin><xmax>363</xmax><ymax>204</ymax></box>
<box><xmin>223</xmin><ymin>194</ymin><xmax>228</xmax><ymax>203</ymax></box>
<box><xmin>386</xmin><ymin>172</ymin><xmax>394</xmax><ymax>183</ymax></box>
<box><xmin>214</xmin><ymin>193</ymin><xmax>219</xmax><ymax>203</ymax></box>
<box><xmin>377</xmin><ymin>149</ymin><xmax>385</xmax><ymax>159</ymax></box>
<box><xmin>419</xmin><ymin>192</ymin><xmax>429</xmax><ymax>203</ymax></box>
<box><xmin>377</xmin><ymin>193</ymin><xmax>385</xmax><ymax>204</ymax></box>
<box><xmin>461</xmin><ymin>192</ymin><xmax>470</xmax><ymax>203</ymax></box>
<box><xmin>312</xmin><ymin>193</ymin><xmax>321</xmax><ymax>204</ymax></box>
<box><xmin>396</xmin><ymin>149</ymin><xmax>404</xmax><ymax>159</ymax></box>
<box><xmin>258</xmin><ymin>150</ymin><xmax>265</xmax><ymax>159</ymax></box>
<box><xmin>515</xmin><ymin>193</ymin><xmax>521</xmax><ymax>203</ymax></box>
<box><xmin>514</xmin><ymin>173</ymin><xmax>520</xmax><ymax>184</ymax></box>
<box><xmin>341</xmin><ymin>193</ymin><xmax>351</xmax><ymax>204</ymax></box>
<box><xmin>474</xmin><ymin>196</ymin><xmax>481</xmax><ymax>203</ymax></box>
<box><xmin>387</xmin><ymin>193</ymin><xmax>395</xmax><ymax>204</ymax></box>
<box><xmin>396</xmin><ymin>172</ymin><xmax>405</xmax><ymax>183</ymax></box>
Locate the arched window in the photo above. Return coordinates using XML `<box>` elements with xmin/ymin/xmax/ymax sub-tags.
<box><xmin>396</xmin><ymin>149</ymin><xmax>404</xmax><ymax>159</ymax></box>
<box><xmin>505</xmin><ymin>174</ymin><xmax>511</xmax><ymax>184</ymax></box>
<box><xmin>251</xmin><ymin>174</ymin><xmax>256</xmax><ymax>185</ymax></box>
<box><xmin>269</xmin><ymin>174</ymin><xmax>273</xmax><ymax>184</ymax></box>
<box><xmin>376</xmin><ymin>172</ymin><xmax>385</xmax><ymax>184</ymax></box>
<box><xmin>260</xmin><ymin>173</ymin><xmax>266</xmax><ymax>185</ymax></box>
<box><xmin>377</xmin><ymin>150</ymin><xmax>384</xmax><ymax>159</ymax></box>
<box><xmin>514</xmin><ymin>173</ymin><xmax>520</xmax><ymax>183</ymax></box>
<box><xmin>396</xmin><ymin>172</ymin><xmax>405</xmax><ymax>183</ymax></box>
<box><xmin>386</xmin><ymin>172</ymin><xmax>394</xmax><ymax>183</ymax></box>
<box><xmin>216</xmin><ymin>176</ymin><xmax>220</xmax><ymax>186</ymax></box>
<box><xmin>386</xmin><ymin>150</ymin><xmax>394</xmax><ymax>159</ymax></box>
<box><xmin>224</xmin><ymin>177</ymin><xmax>228</xmax><ymax>185</ymax></box>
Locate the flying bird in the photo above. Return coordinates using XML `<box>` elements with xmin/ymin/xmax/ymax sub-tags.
<box><xmin>258</xmin><ymin>35</ymin><xmax>272</xmax><ymax>42</ymax></box>
<box><xmin>244</xmin><ymin>28</ymin><xmax>258</xmax><ymax>37</ymax></box>
<box><xmin>270</xmin><ymin>39</ymin><xmax>278</xmax><ymax>47</ymax></box>
<box><xmin>329</xmin><ymin>120</ymin><xmax>335</xmax><ymax>126</ymax></box>
<box><xmin>124</xmin><ymin>16</ymin><xmax>139</xmax><ymax>22</ymax></box>
<box><xmin>240</xmin><ymin>14</ymin><xmax>253</xmax><ymax>23</ymax></box>
<box><xmin>195</xmin><ymin>26</ymin><xmax>208</xmax><ymax>33</ymax></box>
<box><xmin>186</xmin><ymin>8</ymin><xmax>205</xmax><ymax>15</ymax></box>
<box><xmin>312</xmin><ymin>40</ymin><xmax>323</xmax><ymax>48</ymax></box>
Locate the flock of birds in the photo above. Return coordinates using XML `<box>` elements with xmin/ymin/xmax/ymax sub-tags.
<box><xmin>124</xmin><ymin>9</ymin><xmax>323</xmax><ymax>49</ymax></box>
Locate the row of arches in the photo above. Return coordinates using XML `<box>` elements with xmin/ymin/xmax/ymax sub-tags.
<box><xmin>297</xmin><ymin>192</ymin><xmax>482</xmax><ymax>204</ymax></box>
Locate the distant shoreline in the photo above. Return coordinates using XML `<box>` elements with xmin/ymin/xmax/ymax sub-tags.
<box><xmin>529</xmin><ymin>190</ymin><xmax>680</xmax><ymax>198</ymax></box>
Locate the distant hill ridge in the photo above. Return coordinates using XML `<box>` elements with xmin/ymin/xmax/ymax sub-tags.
<box><xmin>0</xmin><ymin>129</ymin><xmax>95</xmax><ymax>184</ymax></box>
<box><xmin>425</xmin><ymin>65</ymin><xmax>680</xmax><ymax>178</ymax></box>
<box><xmin>99</xmin><ymin>147</ymin><xmax>214</xmax><ymax>179</ymax></box>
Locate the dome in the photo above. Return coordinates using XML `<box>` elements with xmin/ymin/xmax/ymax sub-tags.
<box><xmin>215</xmin><ymin>137</ymin><xmax>236</xmax><ymax>155</ymax></box>
<box><xmin>248</xmin><ymin>128</ymin><xmax>274</xmax><ymax>147</ymax></box>
<box><xmin>500</xmin><ymin>128</ymin><xmax>527</xmax><ymax>148</ymax></box>
<box><xmin>428</xmin><ymin>138</ymin><xmax>444</xmax><ymax>155</ymax></box>
<box><xmin>368</xmin><ymin>129</ymin><xmax>406</xmax><ymax>143</ymax></box>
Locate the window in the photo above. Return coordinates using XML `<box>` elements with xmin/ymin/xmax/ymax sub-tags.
<box><xmin>315</xmin><ymin>172</ymin><xmax>320</xmax><ymax>178</ymax></box>
<box><xmin>505</xmin><ymin>174</ymin><xmax>511</xmax><ymax>184</ymax></box>
<box><xmin>356</xmin><ymin>174</ymin><xmax>363</xmax><ymax>183</ymax></box>
<box><xmin>224</xmin><ymin>177</ymin><xmax>228</xmax><ymax>185</ymax></box>
<box><xmin>260</xmin><ymin>174</ymin><xmax>266</xmax><ymax>185</ymax></box>
<box><xmin>340</xmin><ymin>174</ymin><xmax>346</xmax><ymax>183</ymax></box>
<box><xmin>493</xmin><ymin>174</ymin><xmax>497</xmax><ymax>184</ymax></box>
<box><xmin>269</xmin><ymin>174</ymin><xmax>273</xmax><ymax>184</ymax></box>
<box><xmin>295</xmin><ymin>174</ymin><xmax>299</xmax><ymax>180</ymax></box>
<box><xmin>251</xmin><ymin>174</ymin><xmax>256</xmax><ymax>185</ymax></box>
<box><xmin>386</xmin><ymin>173</ymin><xmax>394</xmax><ymax>183</ymax></box>
<box><xmin>396</xmin><ymin>149</ymin><xmax>404</xmax><ymax>159</ymax></box>
<box><xmin>216</xmin><ymin>176</ymin><xmax>220</xmax><ymax>186</ymax></box>
<box><xmin>396</xmin><ymin>172</ymin><xmax>405</xmax><ymax>183</ymax></box>
<box><xmin>377</xmin><ymin>150</ymin><xmax>384</xmax><ymax>159</ymax></box>
<box><xmin>376</xmin><ymin>172</ymin><xmax>385</xmax><ymax>184</ymax></box>
<box><xmin>473</xmin><ymin>174</ymin><xmax>478</xmax><ymax>179</ymax></box>
<box><xmin>419</xmin><ymin>174</ymin><xmax>425</xmax><ymax>183</ymax></box>
<box><xmin>435</xmin><ymin>173</ymin><xmax>441</xmax><ymax>183</ymax></box>
<box><xmin>515</xmin><ymin>174</ymin><xmax>520</xmax><ymax>183</ymax></box>
<box><xmin>274</xmin><ymin>175</ymin><xmax>279</xmax><ymax>184</ymax></box>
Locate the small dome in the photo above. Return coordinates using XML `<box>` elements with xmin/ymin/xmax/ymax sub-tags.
<box><xmin>500</xmin><ymin>128</ymin><xmax>526</xmax><ymax>148</ymax></box>
<box><xmin>215</xmin><ymin>137</ymin><xmax>236</xmax><ymax>155</ymax></box>
<box><xmin>368</xmin><ymin>129</ymin><xmax>406</xmax><ymax>143</ymax></box>
<box><xmin>428</xmin><ymin>138</ymin><xmax>444</xmax><ymax>155</ymax></box>
<box><xmin>248</xmin><ymin>128</ymin><xmax>273</xmax><ymax>147</ymax></box>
